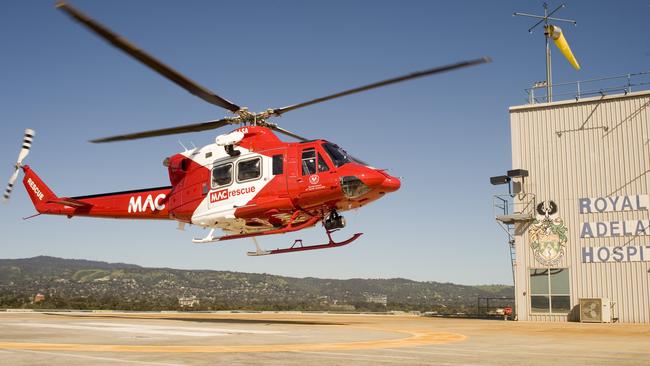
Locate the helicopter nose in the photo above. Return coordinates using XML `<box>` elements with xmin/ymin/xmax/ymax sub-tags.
<box><xmin>381</xmin><ymin>175</ymin><xmax>401</xmax><ymax>192</ymax></box>
<box><xmin>362</xmin><ymin>169</ymin><xmax>400</xmax><ymax>193</ymax></box>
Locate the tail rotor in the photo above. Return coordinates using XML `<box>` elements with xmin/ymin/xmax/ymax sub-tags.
<box><xmin>4</xmin><ymin>129</ymin><xmax>35</xmax><ymax>202</ymax></box>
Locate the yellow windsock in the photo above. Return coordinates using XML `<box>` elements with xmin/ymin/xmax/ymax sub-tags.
<box><xmin>546</xmin><ymin>25</ymin><xmax>580</xmax><ymax>70</ymax></box>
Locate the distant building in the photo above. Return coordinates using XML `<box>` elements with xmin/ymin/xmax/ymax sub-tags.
<box><xmin>329</xmin><ymin>304</ymin><xmax>356</xmax><ymax>311</ymax></box>
<box><xmin>33</xmin><ymin>293</ymin><xmax>45</xmax><ymax>303</ymax></box>
<box><xmin>363</xmin><ymin>293</ymin><xmax>387</xmax><ymax>306</ymax></box>
<box><xmin>178</xmin><ymin>296</ymin><xmax>200</xmax><ymax>308</ymax></box>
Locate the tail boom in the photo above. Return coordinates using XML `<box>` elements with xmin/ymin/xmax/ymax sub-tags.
<box><xmin>22</xmin><ymin>165</ymin><xmax>172</xmax><ymax>220</ymax></box>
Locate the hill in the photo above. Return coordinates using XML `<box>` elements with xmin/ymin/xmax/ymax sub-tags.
<box><xmin>0</xmin><ymin>256</ymin><xmax>513</xmax><ymax>313</ymax></box>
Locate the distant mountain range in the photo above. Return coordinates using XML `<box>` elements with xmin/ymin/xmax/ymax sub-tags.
<box><xmin>0</xmin><ymin>256</ymin><xmax>513</xmax><ymax>312</ymax></box>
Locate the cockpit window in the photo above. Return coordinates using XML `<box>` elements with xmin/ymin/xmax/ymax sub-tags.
<box><xmin>322</xmin><ymin>143</ymin><xmax>349</xmax><ymax>167</ymax></box>
<box><xmin>322</xmin><ymin>142</ymin><xmax>367</xmax><ymax>167</ymax></box>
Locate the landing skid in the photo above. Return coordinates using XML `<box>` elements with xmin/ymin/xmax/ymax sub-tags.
<box><xmin>247</xmin><ymin>229</ymin><xmax>363</xmax><ymax>256</ymax></box>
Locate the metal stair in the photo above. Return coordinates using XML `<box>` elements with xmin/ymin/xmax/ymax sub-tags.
<box><xmin>493</xmin><ymin>193</ymin><xmax>536</xmax><ymax>285</ymax></box>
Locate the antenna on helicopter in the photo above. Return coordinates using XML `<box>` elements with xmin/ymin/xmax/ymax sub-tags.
<box><xmin>177</xmin><ymin>140</ymin><xmax>189</xmax><ymax>152</ymax></box>
<box><xmin>3</xmin><ymin>129</ymin><xmax>35</xmax><ymax>203</ymax></box>
<box><xmin>514</xmin><ymin>2</ymin><xmax>579</xmax><ymax>102</ymax></box>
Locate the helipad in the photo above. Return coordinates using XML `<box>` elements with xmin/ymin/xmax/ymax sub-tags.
<box><xmin>0</xmin><ymin>311</ymin><xmax>648</xmax><ymax>365</ymax></box>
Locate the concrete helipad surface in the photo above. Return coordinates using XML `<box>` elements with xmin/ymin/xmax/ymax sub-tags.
<box><xmin>0</xmin><ymin>311</ymin><xmax>648</xmax><ymax>365</ymax></box>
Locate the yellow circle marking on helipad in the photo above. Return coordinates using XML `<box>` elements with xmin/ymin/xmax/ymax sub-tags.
<box><xmin>0</xmin><ymin>329</ymin><xmax>465</xmax><ymax>353</ymax></box>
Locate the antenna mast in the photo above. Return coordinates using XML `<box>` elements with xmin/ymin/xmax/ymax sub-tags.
<box><xmin>514</xmin><ymin>3</ymin><xmax>577</xmax><ymax>102</ymax></box>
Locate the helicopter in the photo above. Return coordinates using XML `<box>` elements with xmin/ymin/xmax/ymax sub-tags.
<box><xmin>4</xmin><ymin>2</ymin><xmax>490</xmax><ymax>256</ymax></box>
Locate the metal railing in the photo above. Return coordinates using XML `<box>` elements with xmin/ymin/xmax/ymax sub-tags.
<box><xmin>492</xmin><ymin>193</ymin><xmax>536</xmax><ymax>224</ymax></box>
<box><xmin>525</xmin><ymin>71</ymin><xmax>650</xmax><ymax>104</ymax></box>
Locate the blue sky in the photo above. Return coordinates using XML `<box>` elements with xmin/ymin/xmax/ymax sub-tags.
<box><xmin>1</xmin><ymin>1</ymin><xmax>648</xmax><ymax>285</ymax></box>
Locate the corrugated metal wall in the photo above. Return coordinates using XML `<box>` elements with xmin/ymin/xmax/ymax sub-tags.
<box><xmin>509</xmin><ymin>91</ymin><xmax>650</xmax><ymax>323</ymax></box>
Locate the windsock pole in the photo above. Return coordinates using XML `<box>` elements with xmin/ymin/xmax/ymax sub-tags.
<box><xmin>514</xmin><ymin>3</ymin><xmax>578</xmax><ymax>103</ymax></box>
<box><xmin>545</xmin><ymin>16</ymin><xmax>553</xmax><ymax>102</ymax></box>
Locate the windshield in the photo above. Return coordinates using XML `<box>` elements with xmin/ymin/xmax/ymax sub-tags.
<box><xmin>322</xmin><ymin>142</ymin><xmax>367</xmax><ymax>167</ymax></box>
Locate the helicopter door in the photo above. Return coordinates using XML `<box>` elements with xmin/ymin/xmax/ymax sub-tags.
<box><xmin>289</xmin><ymin>145</ymin><xmax>337</xmax><ymax>207</ymax></box>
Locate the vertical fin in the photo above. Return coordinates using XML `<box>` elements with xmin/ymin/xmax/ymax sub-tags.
<box><xmin>22</xmin><ymin>165</ymin><xmax>57</xmax><ymax>212</ymax></box>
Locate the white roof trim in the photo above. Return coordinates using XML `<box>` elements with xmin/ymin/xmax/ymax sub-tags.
<box><xmin>509</xmin><ymin>90</ymin><xmax>650</xmax><ymax>112</ymax></box>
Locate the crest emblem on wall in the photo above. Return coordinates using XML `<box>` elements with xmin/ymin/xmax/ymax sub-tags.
<box><xmin>529</xmin><ymin>200</ymin><xmax>568</xmax><ymax>266</ymax></box>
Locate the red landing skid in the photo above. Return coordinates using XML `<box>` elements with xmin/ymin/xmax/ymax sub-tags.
<box><xmin>246</xmin><ymin>229</ymin><xmax>363</xmax><ymax>256</ymax></box>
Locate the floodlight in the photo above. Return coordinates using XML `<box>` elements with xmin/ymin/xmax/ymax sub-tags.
<box><xmin>507</xmin><ymin>169</ymin><xmax>529</xmax><ymax>178</ymax></box>
<box><xmin>490</xmin><ymin>175</ymin><xmax>511</xmax><ymax>185</ymax></box>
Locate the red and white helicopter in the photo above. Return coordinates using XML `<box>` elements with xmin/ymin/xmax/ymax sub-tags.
<box><xmin>4</xmin><ymin>2</ymin><xmax>490</xmax><ymax>256</ymax></box>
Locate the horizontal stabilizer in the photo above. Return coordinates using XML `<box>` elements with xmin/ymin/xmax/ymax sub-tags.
<box><xmin>47</xmin><ymin>198</ymin><xmax>92</xmax><ymax>208</ymax></box>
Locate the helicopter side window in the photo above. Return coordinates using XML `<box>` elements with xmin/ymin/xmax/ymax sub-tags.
<box><xmin>272</xmin><ymin>154</ymin><xmax>283</xmax><ymax>175</ymax></box>
<box><xmin>301</xmin><ymin>148</ymin><xmax>316</xmax><ymax>175</ymax></box>
<box><xmin>237</xmin><ymin>157</ymin><xmax>261</xmax><ymax>182</ymax></box>
<box><xmin>212</xmin><ymin>163</ymin><xmax>232</xmax><ymax>188</ymax></box>
<box><xmin>317</xmin><ymin>153</ymin><xmax>330</xmax><ymax>172</ymax></box>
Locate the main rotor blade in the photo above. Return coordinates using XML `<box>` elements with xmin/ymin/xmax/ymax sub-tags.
<box><xmin>90</xmin><ymin>118</ymin><xmax>233</xmax><ymax>143</ymax></box>
<box><xmin>271</xmin><ymin>57</ymin><xmax>491</xmax><ymax>116</ymax></box>
<box><xmin>56</xmin><ymin>2</ymin><xmax>241</xmax><ymax>112</ymax></box>
<box><xmin>268</xmin><ymin>125</ymin><xmax>310</xmax><ymax>142</ymax></box>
